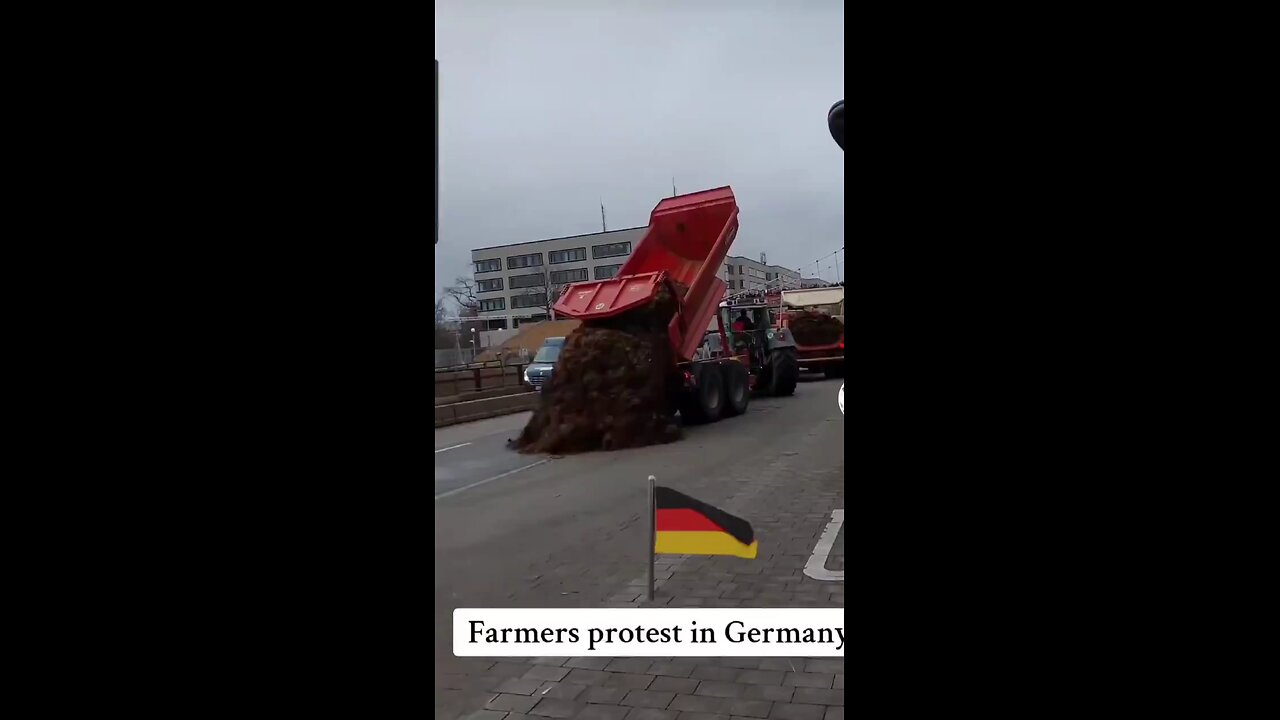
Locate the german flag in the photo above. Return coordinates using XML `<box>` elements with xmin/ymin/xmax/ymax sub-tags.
<box><xmin>654</xmin><ymin>486</ymin><xmax>757</xmax><ymax>559</ymax></box>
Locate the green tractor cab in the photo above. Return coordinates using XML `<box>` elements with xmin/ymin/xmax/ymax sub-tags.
<box><xmin>702</xmin><ymin>301</ymin><xmax>799</xmax><ymax>397</ymax></box>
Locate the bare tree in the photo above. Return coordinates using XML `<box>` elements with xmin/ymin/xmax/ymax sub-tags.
<box><xmin>445</xmin><ymin>276</ymin><xmax>481</xmax><ymax>317</ymax></box>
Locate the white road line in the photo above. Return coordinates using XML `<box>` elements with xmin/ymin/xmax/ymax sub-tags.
<box><xmin>434</xmin><ymin>459</ymin><xmax>552</xmax><ymax>500</ymax></box>
<box><xmin>434</xmin><ymin>442</ymin><xmax>472</xmax><ymax>454</ymax></box>
<box><xmin>804</xmin><ymin>509</ymin><xmax>845</xmax><ymax>582</ymax></box>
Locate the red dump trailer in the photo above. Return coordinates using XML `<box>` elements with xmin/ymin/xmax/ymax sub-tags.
<box><xmin>552</xmin><ymin>187</ymin><xmax>800</xmax><ymax>424</ymax></box>
<box><xmin>778</xmin><ymin>287</ymin><xmax>845</xmax><ymax>379</ymax></box>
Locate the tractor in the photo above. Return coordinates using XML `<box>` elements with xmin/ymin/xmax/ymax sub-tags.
<box><xmin>696</xmin><ymin>301</ymin><xmax>800</xmax><ymax>401</ymax></box>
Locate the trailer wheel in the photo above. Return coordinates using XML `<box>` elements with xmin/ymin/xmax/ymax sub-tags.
<box><xmin>769</xmin><ymin>349</ymin><xmax>799</xmax><ymax>396</ymax></box>
<box><xmin>722</xmin><ymin>361</ymin><xmax>750</xmax><ymax>417</ymax></box>
<box><xmin>681</xmin><ymin>363</ymin><xmax>725</xmax><ymax>424</ymax></box>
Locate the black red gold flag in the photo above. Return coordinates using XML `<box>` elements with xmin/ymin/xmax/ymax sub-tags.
<box><xmin>653</xmin><ymin>486</ymin><xmax>757</xmax><ymax>559</ymax></box>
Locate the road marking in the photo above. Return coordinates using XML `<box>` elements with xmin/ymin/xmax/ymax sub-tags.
<box><xmin>434</xmin><ymin>459</ymin><xmax>552</xmax><ymax>500</ymax></box>
<box><xmin>434</xmin><ymin>442</ymin><xmax>472</xmax><ymax>454</ymax></box>
<box><xmin>803</xmin><ymin>509</ymin><xmax>844</xmax><ymax>582</ymax></box>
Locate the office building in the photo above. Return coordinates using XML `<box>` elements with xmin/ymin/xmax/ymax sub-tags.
<box><xmin>469</xmin><ymin>226</ymin><xmax>644</xmax><ymax>328</ymax></box>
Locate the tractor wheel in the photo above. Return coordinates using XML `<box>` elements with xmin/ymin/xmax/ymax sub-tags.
<box><xmin>680</xmin><ymin>364</ymin><xmax>725</xmax><ymax>424</ymax></box>
<box><xmin>722</xmin><ymin>361</ymin><xmax>750</xmax><ymax>417</ymax></box>
<box><xmin>768</xmin><ymin>349</ymin><xmax>799</xmax><ymax>396</ymax></box>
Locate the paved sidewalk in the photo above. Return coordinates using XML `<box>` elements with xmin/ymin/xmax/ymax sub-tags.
<box><xmin>439</xmin><ymin>444</ymin><xmax>845</xmax><ymax>720</ymax></box>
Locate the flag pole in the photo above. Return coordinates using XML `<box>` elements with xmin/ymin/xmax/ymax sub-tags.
<box><xmin>647</xmin><ymin>475</ymin><xmax>656</xmax><ymax>602</ymax></box>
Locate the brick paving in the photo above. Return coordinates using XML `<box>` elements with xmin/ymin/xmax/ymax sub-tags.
<box><xmin>443</xmin><ymin>419</ymin><xmax>844</xmax><ymax>720</ymax></box>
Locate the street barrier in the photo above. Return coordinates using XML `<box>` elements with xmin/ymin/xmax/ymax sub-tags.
<box><xmin>435</xmin><ymin>385</ymin><xmax>531</xmax><ymax>407</ymax></box>
<box><xmin>434</xmin><ymin>391</ymin><xmax>540</xmax><ymax>428</ymax></box>
<box><xmin>433</xmin><ymin>364</ymin><xmax>527</xmax><ymax>396</ymax></box>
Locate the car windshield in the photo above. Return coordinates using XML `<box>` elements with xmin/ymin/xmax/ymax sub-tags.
<box><xmin>532</xmin><ymin>344</ymin><xmax>562</xmax><ymax>363</ymax></box>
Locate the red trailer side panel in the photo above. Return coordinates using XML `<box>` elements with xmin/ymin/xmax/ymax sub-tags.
<box><xmin>552</xmin><ymin>271</ymin><xmax>666</xmax><ymax>321</ymax></box>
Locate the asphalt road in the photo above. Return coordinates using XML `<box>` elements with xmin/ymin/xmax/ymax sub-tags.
<box><xmin>433</xmin><ymin>376</ymin><xmax>844</xmax><ymax>714</ymax></box>
<box><xmin>434</xmin><ymin>410</ymin><xmax>539</xmax><ymax>499</ymax></box>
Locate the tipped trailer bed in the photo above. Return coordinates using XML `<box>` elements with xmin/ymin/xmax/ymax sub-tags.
<box><xmin>551</xmin><ymin>187</ymin><xmax>799</xmax><ymax>425</ymax></box>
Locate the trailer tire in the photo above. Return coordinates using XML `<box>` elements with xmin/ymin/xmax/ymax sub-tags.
<box><xmin>722</xmin><ymin>361</ymin><xmax>750</xmax><ymax>417</ymax></box>
<box><xmin>681</xmin><ymin>364</ymin><xmax>725</xmax><ymax>424</ymax></box>
<box><xmin>769</xmin><ymin>349</ymin><xmax>799</xmax><ymax>396</ymax></box>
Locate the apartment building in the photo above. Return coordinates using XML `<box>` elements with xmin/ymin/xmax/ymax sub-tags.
<box><xmin>469</xmin><ymin>226</ymin><xmax>644</xmax><ymax>328</ymax></box>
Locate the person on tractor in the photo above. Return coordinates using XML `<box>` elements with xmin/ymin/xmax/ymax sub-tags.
<box><xmin>732</xmin><ymin>310</ymin><xmax>755</xmax><ymax>332</ymax></box>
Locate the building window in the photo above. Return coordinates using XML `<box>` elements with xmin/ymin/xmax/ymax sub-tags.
<box><xmin>479</xmin><ymin>298</ymin><xmax>505</xmax><ymax>312</ymax></box>
<box><xmin>549</xmin><ymin>247</ymin><xmax>587</xmax><ymax>264</ymax></box>
<box><xmin>594</xmin><ymin>264</ymin><xmax>623</xmax><ymax>280</ymax></box>
<box><xmin>507</xmin><ymin>253</ymin><xmax>544</xmax><ymax>269</ymax></box>
<box><xmin>475</xmin><ymin>258</ymin><xmax>501</xmax><ymax>274</ymax></box>
<box><xmin>476</xmin><ymin>278</ymin><xmax>503</xmax><ymax>292</ymax></box>
<box><xmin>550</xmin><ymin>268</ymin><xmax>588</xmax><ymax>284</ymax></box>
<box><xmin>483</xmin><ymin>318</ymin><xmax>507</xmax><ymax>330</ymax></box>
<box><xmin>725</xmin><ymin>263</ymin><xmax>735</xmax><ymax>274</ymax></box>
<box><xmin>592</xmin><ymin>242</ymin><xmax>631</xmax><ymax>259</ymax></box>
<box><xmin>509</xmin><ymin>272</ymin><xmax>546</xmax><ymax>289</ymax></box>
<box><xmin>511</xmin><ymin>293</ymin><xmax>548</xmax><ymax>309</ymax></box>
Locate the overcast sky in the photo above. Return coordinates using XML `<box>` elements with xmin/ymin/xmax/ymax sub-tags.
<box><xmin>436</xmin><ymin>0</ymin><xmax>844</xmax><ymax>298</ymax></box>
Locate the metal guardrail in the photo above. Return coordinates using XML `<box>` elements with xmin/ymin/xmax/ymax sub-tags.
<box><xmin>434</xmin><ymin>359</ymin><xmax>525</xmax><ymax>373</ymax></box>
<box><xmin>435</xmin><ymin>361</ymin><xmax>498</xmax><ymax>372</ymax></box>
<box><xmin>434</xmin><ymin>364</ymin><xmax>530</xmax><ymax>396</ymax></box>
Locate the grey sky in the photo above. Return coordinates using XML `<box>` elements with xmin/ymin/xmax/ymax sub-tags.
<box><xmin>436</xmin><ymin>0</ymin><xmax>844</xmax><ymax>299</ymax></box>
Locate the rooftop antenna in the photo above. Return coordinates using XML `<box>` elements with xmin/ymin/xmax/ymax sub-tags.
<box><xmin>600</xmin><ymin>198</ymin><xmax>607</xmax><ymax>232</ymax></box>
<box><xmin>672</xmin><ymin>177</ymin><xmax>677</xmax><ymax>197</ymax></box>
